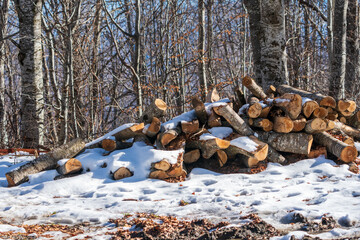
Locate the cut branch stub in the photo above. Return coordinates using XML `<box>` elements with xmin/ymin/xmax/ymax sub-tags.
<box><xmin>113</xmin><ymin>167</ymin><xmax>133</xmax><ymax>180</ymax></box>
<box><xmin>6</xmin><ymin>138</ymin><xmax>85</xmax><ymax>187</ymax></box>
<box><xmin>213</xmin><ymin>104</ymin><xmax>254</xmax><ymax>136</ymax></box>
<box><xmin>56</xmin><ymin>158</ymin><xmax>82</xmax><ymax>175</ymax></box>
<box><xmin>191</xmin><ymin>96</ymin><xmax>208</xmax><ymax>124</ymax></box>
<box><xmin>314</xmin><ymin>132</ymin><xmax>357</xmax><ymax>163</ymax></box>
<box><xmin>140</xmin><ymin>99</ymin><xmax>167</xmax><ymax>123</ymax></box>
<box><xmin>114</xmin><ymin>123</ymin><xmax>145</xmax><ymax>141</ymax></box>
<box><xmin>242</xmin><ymin>75</ymin><xmax>267</xmax><ymax>99</ymax></box>
<box><xmin>274</xmin><ymin>93</ymin><xmax>302</xmax><ymax>120</ymax></box>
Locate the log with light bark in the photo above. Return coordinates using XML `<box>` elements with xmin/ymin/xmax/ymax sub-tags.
<box><xmin>6</xmin><ymin>138</ymin><xmax>85</xmax><ymax>187</ymax></box>
<box><xmin>302</xmin><ymin>100</ymin><xmax>319</xmax><ymax>118</ymax></box>
<box><xmin>328</xmin><ymin>129</ymin><xmax>355</xmax><ymax>146</ymax></box>
<box><xmin>312</xmin><ymin>107</ymin><xmax>328</xmax><ymax>119</ymax></box>
<box><xmin>144</xmin><ymin>117</ymin><xmax>161</xmax><ymax>138</ymax></box>
<box><xmin>242</xmin><ymin>75</ymin><xmax>267</xmax><ymax>99</ymax></box>
<box><xmin>347</xmin><ymin>111</ymin><xmax>360</xmax><ymax>129</ymax></box>
<box><xmin>225</xmin><ymin>135</ymin><xmax>268</xmax><ymax>161</ymax></box>
<box><xmin>313</xmin><ymin>132</ymin><xmax>357</xmax><ymax>163</ymax></box>
<box><xmin>114</xmin><ymin>123</ymin><xmax>145</xmax><ymax>141</ymax></box>
<box><xmin>207</xmin><ymin>110</ymin><xmax>222</xmax><ymax>128</ymax></box>
<box><xmin>292</xmin><ymin>117</ymin><xmax>307</xmax><ymax>132</ymax></box>
<box><xmin>333</xmin><ymin>120</ymin><xmax>360</xmax><ymax>140</ymax></box>
<box><xmin>255</xmin><ymin>132</ymin><xmax>313</xmax><ymax>155</ymax></box>
<box><xmin>249</xmin><ymin>118</ymin><xmax>273</xmax><ymax>132</ymax></box>
<box><xmin>140</xmin><ymin>99</ymin><xmax>167</xmax><ymax>123</ymax></box>
<box><xmin>254</xmin><ymin>131</ymin><xmax>286</xmax><ymax>164</ymax></box>
<box><xmin>181</xmin><ymin>119</ymin><xmax>199</xmax><ymax>134</ymax></box>
<box><xmin>277</xmin><ymin>85</ymin><xmax>336</xmax><ymax>108</ymax></box>
<box><xmin>56</xmin><ymin>158</ymin><xmax>82</xmax><ymax>175</ymax></box>
<box><xmin>274</xmin><ymin>93</ymin><xmax>302</xmax><ymax>120</ymax></box>
<box><xmin>273</xmin><ymin>116</ymin><xmax>294</xmax><ymax>133</ymax></box>
<box><xmin>247</xmin><ymin>97</ymin><xmax>262</xmax><ymax>118</ymax></box>
<box><xmin>216</xmin><ymin>150</ymin><xmax>228</xmax><ymax>167</ymax></box>
<box><xmin>113</xmin><ymin>167</ymin><xmax>133</xmax><ymax>180</ymax></box>
<box><xmin>304</xmin><ymin>118</ymin><xmax>327</xmax><ymax>134</ymax></box>
<box><xmin>151</xmin><ymin>159</ymin><xmax>171</xmax><ymax>171</ymax></box>
<box><xmin>213</xmin><ymin>104</ymin><xmax>254</xmax><ymax>135</ymax></box>
<box><xmin>199</xmin><ymin>136</ymin><xmax>231</xmax><ymax>159</ymax></box>
<box><xmin>183</xmin><ymin>149</ymin><xmax>201</xmax><ymax>164</ymax></box>
<box><xmin>206</xmin><ymin>88</ymin><xmax>220</xmax><ymax>103</ymax></box>
<box><xmin>101</xmin><ymin>139</ymin><xmax>133</xmax><ymax>152</ymax></box>
<box><xmin>191</xmin><ymin>96</ymin><xmax>208</xmax><ymax>124</ymax></box>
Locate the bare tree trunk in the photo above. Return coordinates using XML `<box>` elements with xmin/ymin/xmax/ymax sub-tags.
<box><xmin>134</xmin><ymin>0</ymin><xmax>143</xmax><ymax>117</ymax></box>
<box><xmin>206</xmin><ymin>0</ymin><xmax>214</xmax><ymax>85</ymax></box>
<box><xmin>14</xmin><ymin>0</ymin><xmax>44</xmax><ymax>148</ymax></box>
<box><xmin>346</xmin><ymin>0</ymin><xmax>359</xmax><ymax>95</ymax></box>
<box><xmin>329</xmin><ymin>0</ymin><xmax>348</xmax><ymax>99</ymax></box>
<box><xmin>304</xmin><ymin>4</ymin><xmax>310</xmax><ymax>90</ymax></box>
<box><xmin>0</xmin><ymin>0</ymin><xmax>9</xmax><ymax>147</ymax></box>
<box><xmin>328</xmin><ymin>0</ymin><xmax>334</xmax><ymax>66</ymax></box>
<box><xmin>198</xmin><ymin>0</ymin><xmax>207</xmax><ymax>100</ymax></box>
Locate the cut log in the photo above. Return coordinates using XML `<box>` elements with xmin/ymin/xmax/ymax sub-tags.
<box><xmin>152</xmin><ymin>159</ymin><xmax>171</xmax><ymax>171</ymax></box>
<box><xmin>313</xmin><ymin>132</ymin><xmax>357</xmax><ymax>163</ymax></box>
<box><xmin>255</xmin><ymin>131</ymin><xmax>313</xmax><ymax>155</ymax></box>
<box><xmin>339</xmin><ymin>117</ymin><xmax>347</xmax><ymax>124</ymax></box>
<box><xmin>166</xmin><ymin>134</ymin><xmax>186</xmax><ymax>150</ymax></box>
<box><xmin>247</xmin><ymin>102</ymin><xmax>262</xmax><ymax>118</ymax></box>
<box><xmin>56</xmin><ymin>158</ymin><xmax>82</xmax><ymax>175</ymax></box>
<box><xmin>101</xmin><ymin>139</ymin><xmax>133</xmax><ymax>152</ymax></box>
<box><xmin>348</xmin><ymin>111</ymin><xmax>360</xmax><ymax>129</ymax></box>
<box><xmin>274</xmin><ymin>93</ymin><xmax>302</xmax><ymax>119</ymax></box>
<box><xmin>149</xmin><ymin>170</ymin><xmax>169</xmax><ymax>179</ymax></box>
<box><xmin>235</xmin><ymin>154</ymin><xmax>259</xmax><ymax>168</ymax></box>
<box><xmin>144</xmin><ymin>117</ymin><xmax>161</xmax><ymax>138</ymax></box>
<box><xmin>181</xmin><ymin>119</ymin><xmax>199</xmax><ymax>134</ymax></box>
<box><xmin>328</xmin><ymin>129</ymin><xmax>355</xmax><ymax>146</ymax></box>
<box><xmin>242</xmin><ymin>75</ymin><xmax>267</xmax><ymax>99</ymax></box>
<box><xmin>216</xmin><ymin>150</ymin><xmax>228</xmax><ymax>167</ymax></box>
<box><xmin>225</xmin><ymin>135</ymin><xmax>268</xmax><ymax>161</ymax></box>
<box><xmin>266</xmin><ymin>85</ymin><xmax>276</xmax><ymax>98</ymax></box>
<box><xmin>292</xmin><ymin>117</ymin><xmax>307</xmax><ymax>132</ymax></box>
<box><xmin>235</xmin><ymin>86</ymin><xmax>247</xmax><ymax>107</ymax></box>
<box><xmin>213</xmin><ymin>104</ymin><xmax>254</xmax><ymax>135</ymax></box>
<box><xmin>324</xmin><ymin>119</ymin><xmax>335</xmax><ymax>131</ymax></box>
<box><xmin>339</xmin><ymin>110</ymin><xmax>353</xmax><ymax>117</ymax></box>
<box><xmin>302</xmin><ymin>100</ymin><xmax>319</xmax><ymax>118</ymax></box>
<box><xmin>183</xmin><ymin>149</ymin><xmax>201</xmax><ymax>164</ymax></box>
<box><xmin>160</xmin><ymin>127</ymin><xmax>182</xmax><ymax>146</ymax></box>
<box><xmin>254</xmin><ymin>131</ymin><xmax>287</xmax><ymax>164</ymax></box>
<box><xmin>277</xmin><ymin>84</ymin><xmax>336</xmax><ymax>108</ymax></box>
<box><xmin>140</xmin><ymin>99</ymin><xmax>167</xmax><ymax>123</ymax></box>
<box><xmin>337</xmin><ymin>100</ymin><xmax>351</xmax><ymax>112</ymax></box>
<box><xmin>6</xmin><ymin>138</ymin><xmax>85</xmax><ymax>187</ymax></box>
<box><xmin>191</xmin><ymin>96</ymin><xmax>208</xmax><ymax>124</ymax></box>
<box><xmin>273</xmin><ymin>116</ymin><xmax>294</xmax><ymax>133</ymax></box>
<box><xmin>199</xmin><ymin>136</ymin><xmax>231</xmax><ymax>159</ymax></box>
<box><xmin>133</xmin><ymin>133</ymin><xmax>152</xmax><ymax>145</ymax></box>
<box><xmin>114</xmin><ymin>123</ymin><xmax>145</xmax><ymax>141</ymax></box>
<box><xmin>166</xmin><ymin>162</ymin><xmax>187</xmax><ymax>178</ymax></box>
<box><xmin>346</xmin><ymin>100</ymin><xmax>356</xmax><ymax>112</ymax></box>
<box><xmin>250</xmin><ymin>118</ymin><xmax>273</xmax><ymax>132</ymax></box>
<box><xmin>312</xmin><ymin>107</ymin><xmax>328</xmax><ymax>119</ymax></box>
<box><xmin>206</xmin><ymin>88</ymin><xmax>220</xmax><ymax>103</ymax></box>
<box><xmin>207</xmin><ymin>110</ymin><xmax>222</xmax><ymax>128</ymax></box>
<box><xmin>305</xmin><ymin>118</ymin><xmax>327</xmax><ymax>134</ymax></box>
<box><xmin>113</xmin><ymin>167</ymin><xmax>133</xmax><ymax>180</ymax></box>
<box><xmin>307</xmin><ymin>147</ymin><xmax>327</xmax><ymax>158</ymax></box>
<box><xmin>333</xmin><ymin>120</ymin><xmax>360</xmax><ymax>140</ymax></box>
<box><xmin>258</xmin><ymin>105</ymin><xmax>272</xmax><ymax>118</ymax></box>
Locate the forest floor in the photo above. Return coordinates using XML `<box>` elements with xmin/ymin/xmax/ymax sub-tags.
<box><xmin>1</xmin><ymin>145</ymin><xmax>360</xmax><ymax>239</ymax></box>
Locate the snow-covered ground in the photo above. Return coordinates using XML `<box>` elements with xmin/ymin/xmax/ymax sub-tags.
<box><xmin>1</xmin><ymin>144</ymin><xmax>360</xmax><ymax>239</ymax></box>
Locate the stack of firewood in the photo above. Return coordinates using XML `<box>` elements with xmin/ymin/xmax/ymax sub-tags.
<box><xmin>5</xmin><ymin>76</ymin><xmax>360</xmax><ymax>186</ymax></box>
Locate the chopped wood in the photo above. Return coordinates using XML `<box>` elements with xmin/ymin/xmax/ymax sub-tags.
<box><xmin>144</xmin><ymin>117</ymin><xmax>161</xmax><ymax>138</ymax></box>
<box><xmin>274</xmin><ymin>93</ymin><xmax>302</xmax><ymax>120</ymax></box>
<box><xmin>313</xmin><ymin>132</ymin><xmax>357</xmax><ymax>163</ymax></box>
<box><xmin>160</xmin><ymin>127</ymin><xmax>182</xmax><ymax>146</ymax></box>
<box><xmin>273</xmin><ymin>116</ymin><xmax>294</xmax><ymax>133</ymax></box>
<box><xmin>339</xmin><ymin>116</ymin><xmax>347</xmax><ymax>123</ymax></box>
<box><xmin>166</xmin><ymin>134</ymin><xmax>186</xmax><ymax>150</ymax></box>
<box><xmin>255</xmin><ymin>131</ymin><xmax>313</xmax><ymax>155</ymax></box>
<box><xmin>183</xmin><ymin>149</ymin><xmax>201</xmax><ymax>164</ymax></box>
<box><xmin>254</xmin><ymin>131</ymin><xmax>286</xmax><ymax>164</ymax></box>
<box><xmin>133</xmin><ymin>133</ymin><xmax>152</xmax><ymax>145</ymax></box>
<box><xmin>266</xmin><ymin>85</ymin><xmax>276</xmax><ymax>98</ymax></box>
<box><xmin>250</xmin><ymin>118</ymin><xmax>273</xmax><ymax>132</ymax></box>
<box><xmin>101</xmin><ymin>139</ymin><xmax>133</xmax><ymax>152</ymax></box>
<box><xmin>247</xmin><ymin>102</ymin><xmax>262</xmax><ymax>118</ymax></box>
<box><xmin>348</xmin><ymin>162</ymin><xmax>360</xmax><ymax>174</ymax></box>
<box><xmin>181</xmin><ymin>120</ymin><xmax>199</xmax><ymax>134</ymax></box>
<box><xmin>312</xmin><ymin>107</ymin><xmax>328</xmax><ymax>119</ymax></box>
<box><xmin>302</xmin><ymin>100</ymin><xmax>319</xmax><ymax>118</ymax></box>
<box><xmin>339</xmin><ymin>110</ymin><xmax>353</xmax><ymax>117</ymax></box>
<box><xmin>199</xmin><ymin>137</ymin><xmax>231</xmax><ymax>159</ymax></box>
<box><xmin>292</xmin><ymin>117</ymin><xmax>306</xmax><ymax>132</ymax></box>
<box><xmin>6</xmin><ymin>138</ymin><xmax>85</xmax><ymax>187</ymax></box>
<box><xmin>307</xmin><ymin>147</ymin><xmax>327</xmax><ymax>158</ymax></box>
<box><xmin>333</xmin><ymin>120</ymin><xmax>360</xmax><ymax>140</ymax></box>
<box><xmin>113</xmin><ymin>167</ymin><xmax>133</xmax><ymax>180</ymax></box>
<box><xmin>324</xmin><ymin>119</ymin><xmax>335</xmax><ymax>131</ymax></box>
<box><xmin>206</xmin><ymin>88</ymin><xmax>220</xmax><ymax>103</ymax></box>
<box><xmin>258</xmin><ymin>105</ymin><xmax>272</xmax><ymax>118</ymax></box>
<box><xmin>213</xmin><ymin>104</ymin><xmax>254</xmax><ymax>135</ymax></box>
<box><xmin>216</xmin><ymin>150</ymin><xmax>228</xmax><ymax>167</ymax></box>
<box><xmin>140</xmin><ymin>99</ymin><xmax>167</xmax><ymax>123</ymax></box>
<box><xmin>277</xmin><ymin>84</ymin><xmax>336</xmax><ymax>108</ymax></box>
<box><xmin>305</xmin><ymin>118</ymin><xmax>327</xmax><ymax>134</ymax></box>
<box><xmin>235</xmin><ymin>154</ymin><xmax>259</xmax><ymax>168</ymax></box>
<box><xmin>225</xmin><ymin>135</ymin><xmax>268</xmax><ymax>161</ymax></box>
<box><xmin>152</xmin><ymin>159</ymin><xmax>171</xmax><ymax>171</ymax></box>
<box><xmin>242</xmin><ymin>75</ymin><xmax>267</xmax><ymax>99</ymax></box>
<box><xmin>337</xmin><ymin>100</ymin><xmax>351</xmax><ymax>112</ymax></box>
<box><xmin>235</xmin><ymin>86</ymin><xmax>247</xmax><ymax>107</ymax></box>
<box><xmin>114</xmin><ymin>123</ymin><xmax>145</xmax><ymax>141</ymax></box>
<box><xmin>149</xmin><ymin>170</ymin><xmax>170</xmax><ymax>179</ymax></box>
<box><xmin>346</xmin><ymin>100</ymin><xmax>356</xmax><ymax>112</ymax></box>
<box><xmin>328</xmin><ymin>129</ymin><xmax>355</xmax><ymax>146</ymax></box>
<box><xmin>191</xmin><ymin>96</ymin><xmax>208</xmax><ymax>124</ymax></box>
<box><xmin>207</xmin><ymin>110</ymin><xmax>222</xmax><ymax>128</ymax></box>
<box><xmin>56</xmin><ymin>158</ymin><xmax>82</xmax><ymax>175</ymax></box>
<box><xmin>166</xmin><ymin>163</ymin><xmax>186</xmax><ymax>178</ymax></box>
<box><xmin>347</xmin><ymin>111</ymin><xmax>360</xmax><ymax>129</ymax></box>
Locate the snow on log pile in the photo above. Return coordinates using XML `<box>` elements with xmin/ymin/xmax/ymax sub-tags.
<box><xmin>5</xmin><ymin>76</ymin><xmax>360</xmax><ymax>186</ymax></box>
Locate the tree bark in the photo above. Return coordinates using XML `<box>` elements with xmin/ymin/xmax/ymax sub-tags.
<box><xmin>198</xmin><ymin>0</ymin><xmax>207</xmax><ymax>99</ymax></box>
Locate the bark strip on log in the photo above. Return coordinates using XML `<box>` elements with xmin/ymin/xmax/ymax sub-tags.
<box><xmin>333</xmin><ymin>120</ymin><xmax>360</xmax><ymax>140</ymax></box>
<box><xmin>6</xmin><ymin>138</ymin><xmax>85</xmax><ymax>187</ymax></box>
<box><xmin>347</xmin><ymin>111</ymin><xmax>360</xmax><ymax>129</ymax></box>
<box><xmin>140</xmin><ymin>99</ymin><xmax>167</xmax><ymax>123</ymax></box>
<box><xmin>313</xmin><ymin>132</ymin><xmax>357</xmax><ymax>163</ymax></box>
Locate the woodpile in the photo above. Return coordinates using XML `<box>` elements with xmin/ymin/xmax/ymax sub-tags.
<box><xmin>5</xmin><ymin>76</ymin><xmax>360</xmax><ymax>186</ymax></box>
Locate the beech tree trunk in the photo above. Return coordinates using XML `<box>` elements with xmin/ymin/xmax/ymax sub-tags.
<box><xmin>198</xmin><ymin>0</ymin><xmax>207</xmax><ymax>99</ymax></box>
<box><xmin>14</xmin><ymin>0</ymin><xmax>44</xmax><ymax>148</ymax></box>
<box><xmin>6</xmin><ymin>138</ymin><xmax>85</xmax><ymax>186</ymax></box>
